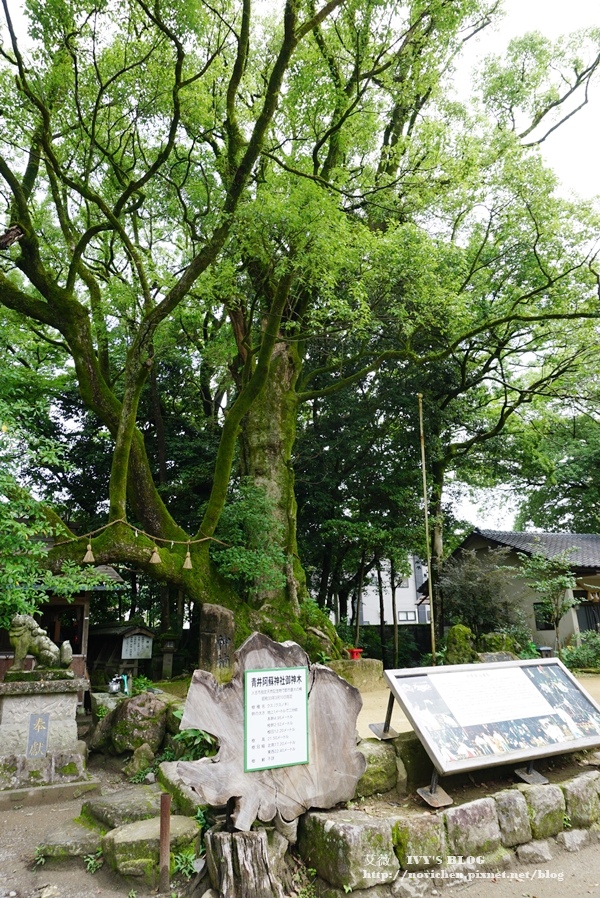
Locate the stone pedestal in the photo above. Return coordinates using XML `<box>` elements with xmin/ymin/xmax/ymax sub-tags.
<box><xmin>0</xmin><ymin>678</ymin><xmax>89</xmax><ymax>789</ymax></box>
<box><xmin>198</xmin><ymin>604</ymin><xmax>235</xmax><ymax>677</ymax></box>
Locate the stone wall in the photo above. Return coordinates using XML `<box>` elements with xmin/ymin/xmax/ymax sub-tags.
<box><xmin>296</xmin><ymin>759</ymin><xmax>600</xmax><ymax>896</ymax></box>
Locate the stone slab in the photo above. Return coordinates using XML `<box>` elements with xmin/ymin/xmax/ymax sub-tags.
<box><xmin>444</xmin><ymin>798</ymin><xmax>502</xmax><ymax>856</ymax></box>
<box><xmin>556</xmin><ymin>828</ymin><xmax>590</xmax><ymax>851</ymax></box>
<box><xmin>298</xmin><ymin>808</ymin><xmax>399</xmax><ymax>890</ymax></box>
<box><xmin>102</xmin><ymin>815</ymin><xmax>199</xmax><ymax>886</ymax></box>
<box><xmin>82</xmin><ymin>784</ymin><xmax>165</xmax><ymax>829</ymax></box>
<box><xmin>37</xmin><ymin>821</ymin><xmax>102</xmax><ymax>857</ymax></box>
<box><xmin>0</xmin><ymin>778</ymin><xmax>100</xmax><ymax>810</ymax></box>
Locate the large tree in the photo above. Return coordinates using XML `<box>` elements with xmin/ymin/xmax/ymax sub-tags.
<box><xmin>1</xmin><ymin>0</ymin><xmax>599</xmax><ymax>648</ymax></box>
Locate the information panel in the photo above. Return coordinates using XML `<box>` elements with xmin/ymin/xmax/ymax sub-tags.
<box><xmin>385</xmin><ymin>659</ymin><xmax>600</xmax><ymax>775</ymax></box>
<box><xmin>244</xmin><ymin>667</ymin><xmax>309</xmax><ymax>772</ymax></box>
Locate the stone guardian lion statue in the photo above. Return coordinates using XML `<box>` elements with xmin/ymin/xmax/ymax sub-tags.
<box><xmin>9</xmin><ymin>614</ymin><xmax>73</xmax><ymax>670</ymax></box>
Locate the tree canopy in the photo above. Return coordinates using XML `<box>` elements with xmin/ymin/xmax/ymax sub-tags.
<box><xmin>1</xmin><ymin>0</ymin><xmax>600</xmax><ymax>651</ymax></box>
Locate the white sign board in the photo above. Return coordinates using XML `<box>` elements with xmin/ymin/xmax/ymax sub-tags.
<box><xmin>244</xmin><ymin>667</ymin><xmax>309</xmax><ymax>772</ymax></box>
<box><xmin>385</xmin><ymin>659</ymin><xmax>600</xmax><ymax>775</ymax></box>
<box><xmin>121</xmin><ymin>633</ymin><xmax>153</xmax><ymax>660</ymax></box>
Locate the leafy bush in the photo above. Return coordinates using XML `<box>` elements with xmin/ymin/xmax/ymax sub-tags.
<box><xmin>171</xmin><ymin>710</ymin><xmax>217</xmax><ymax>760</ymax></box>
<box><xmin>131</xmin><ymin>674</ymin><xmax>154</xmax><ymax>695</ymax></box>
<box><xmin>562</xmin><ymin>630</ymin><xmax>600</xmax><ymax>670</ymax></box>
<box><xmin>210</xmin><ymin>481</ymin><xmax>287</xmax><ymax>601</ymax></box>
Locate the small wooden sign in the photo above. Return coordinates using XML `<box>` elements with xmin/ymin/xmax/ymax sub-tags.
<box><xmin>27</xmin><ymin>712</ymin><xmax>50</xmax><ymax>759</ymax></box>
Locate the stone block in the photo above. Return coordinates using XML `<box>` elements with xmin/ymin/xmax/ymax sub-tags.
<box><xmin>355</xmin><ymin>739</ymin><xmax>398</xmax><ymax>798</ymax></box>
<box><xmin>392</xmin><ymin>732</ymin><xmax>431</xmax><ymax>790</ymax></box>
<box><xmin>37</xmin><ymin>821</ymin><xmax>102</xmax><ymax>858</ymax></box>
<box><xmin>111</xmin><ymin>693</ymin><xmax>167</xmax><ymax>754</ymax></box>
<box><xmin>102</xmin><ymin>815</ymin><xmax>199</xmax><ymax>887</ymax></box>
<box><xmin>82</xmin><ymin>784</ymin><xmax>164</xmax><ymax>829</ymax></box>
<box><xmin>297</xmin><ymin>809</ymin><xmax>399</xmax><ymax>891</ymax></box>
<box><xmin>444</xmin><ymin>798</ymin><xmax>501</xmax><ymax>856</ymax></box>
<box><xmin>198</xmin><ymin>603</ymin><xmax>234</xmax><ymax>674</ymax></box>
<box><xmin>561</xmin><ymin>771</ymin><xmax>600</xmax><ymax>827</ymax></box>
<box><xmin>516</xmin><ymin>839</ymin><xmax>552</xmax><ymax>863</ymax></box>
<box><xmin>0</xmin><ymin>689</ymin><xmax>79</xmax><ymax>755</ymax></box>
<box><xmin>519</xmin><ymin>784</ymin><xmax>565</xmax><ymax>839</ymax></box>
<box><xmin>556</xmin><ymin>828</ymin><xmax>590</xmax><ymax>851</ymax></box>
<box><xmin>159</xmin><ymin>761</ymin><xmax>207</xmax><ymax>816</ymax></box>
<box><xmin>391</xmin><ymin>814</ymin><xmax>446</xmax><ymax>870</ymax></box>
<box><xmin>493</xmin><ymin>789</ymin><xmax>532</xmax><ymax>847</ymax></box>
<box><xmin>396</xmin><ymin>757</ymin><xmax>408</xmax><ymax>796</ymax></box>
<box><xmin>328</xmin><ymin>660</ymin><xmax>385</xmax><ymax>693</ymax></box>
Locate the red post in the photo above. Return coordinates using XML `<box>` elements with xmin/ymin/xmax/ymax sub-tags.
<box><xmin>159</xmin><ymin>791</ymin><xmax>171</xmax><ymax>892</ymax></box>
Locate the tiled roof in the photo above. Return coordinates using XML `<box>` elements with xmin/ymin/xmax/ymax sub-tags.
<box><xmin>475</xmin><ymin>530</ymin><xmax>600</xmax><ymax>569</ymax></box>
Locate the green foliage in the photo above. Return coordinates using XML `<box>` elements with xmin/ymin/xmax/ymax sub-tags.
<box><xmin>95</xmin><ymin>705</ymin><xmax>108</xmax><ymax>720</ymax></box>
<box><xmin>438</xmin><ymin>548</ymin><xmax>518</xmax><ymax>638</ymax></box>
<box><xmin>83</xmin><ymin>850</ymin><xmax>103</xmax><ymax>874</ymax></box>
<box><xmin>131</xmin><ymin>675</ymin><xmax>154</xmax><ymax>695</ymax></box>
<box><xmin>194</xmin><ymin>806</ymin><xmax>211</xmax><ymax>832</ymax></box>
<box><xmin>171</xmin><ymin>715</ymin><xmax>217</xmax><ymax>761</ymax></box>
<box><xmin>210</xmin><ymin>482</ymin><xmax>287</xmax><ymax>602</ymax></box>
<box><xmin>562</xmin><ymin>630</ymin><xmax>600</xmax><ymax>671</ymax></box>
<box><xmin>518</xmin><ymin>547</ymin><xmax>578</xmax><ymax>650</ymax></box>
<box><xmin>33</xmin><ymin>846</ymin><xmax>46</xmax><ymax>869</ymax></box>
<box><xmin>172</xmin><ymin>846</ymin><xmax>197</xmax><ymax>880</ymax></box>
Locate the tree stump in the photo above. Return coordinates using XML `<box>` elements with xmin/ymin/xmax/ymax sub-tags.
<box><xmin>205</xmin><ymin>830</ymin><xmax>285</xmax><ymax>898</ymax></box>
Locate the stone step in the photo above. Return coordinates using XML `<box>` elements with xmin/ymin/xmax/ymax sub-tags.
<box><xmin>37</xmin><ymin>820</ymin><xmax>102</xmax><ymax>858</ymax></box>
<box><xmin>0</xmin><ymin>779</ymin><xmax>99</xmax><ymax>810</ymax></box>
<box><xmin>102</xmin><ymin>814</ymin><xmax>200</xmax><ymax>887</ymax></box>
<box><xmin>81</xmin><ymin>783</ymin><xmax>168</xmax><ymax>829</ymax></box>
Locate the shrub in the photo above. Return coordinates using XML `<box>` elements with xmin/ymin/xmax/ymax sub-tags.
<box><xmin>562</xmin><ymin>629</ymin><xmax>600</xmax><ymax>670</ymax></box>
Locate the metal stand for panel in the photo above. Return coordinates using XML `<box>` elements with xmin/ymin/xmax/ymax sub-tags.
<box><xmin>417</xmin><ymin>769</ymin><xmax>453</xmax><ymax>808</ymax></box>
<box><xmin>369</xmin><ymin>692</ymin><xmax>400</xmax><ymax>740</ymax></box>
<box><xmin>514</xmin><ymin>760</ymin><xmax>548</xmax><ymax>785</ymax></box>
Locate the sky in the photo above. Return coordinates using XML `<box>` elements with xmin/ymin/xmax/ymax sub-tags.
<box><xmin>450</xmin><ymin>0</ymin><xmax>600</xmax><ymax>531</ymax></box>
<box><xmin>462</xmin><ymin>0</ymin><xmax>600</xmax><ymax>199</ymax></box>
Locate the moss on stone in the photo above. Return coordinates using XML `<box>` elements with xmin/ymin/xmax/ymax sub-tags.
<box><xmin>74</xmin><ymin>810</ymin><xmax>109</xmax><ymax>835</ymax></box>
<box><xmin>59</xmin><ymin>762</ymin><xmax>79</xmax><ymax>777</ymax></box>
<box><xmin>445</xmin><ymin>624</ymin><xmax>479</xmax><ymax>665</ymax></box>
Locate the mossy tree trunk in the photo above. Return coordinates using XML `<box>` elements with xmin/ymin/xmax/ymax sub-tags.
<box><xmin>239</xmin><ymin>339</ymin><xmax>305</xmax><ymax>610</ymax></box>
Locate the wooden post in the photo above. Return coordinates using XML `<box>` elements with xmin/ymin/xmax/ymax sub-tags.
<box><xmin>159</xmin><ymin>791</ymin><xmax>171</xmax><ymax>892</ymax></box>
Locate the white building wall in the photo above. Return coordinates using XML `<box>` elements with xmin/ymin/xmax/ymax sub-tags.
<box><xmin>359</xmin><ymin>558</ymin><xmax>429</xmax><ymax>625</ymax></box>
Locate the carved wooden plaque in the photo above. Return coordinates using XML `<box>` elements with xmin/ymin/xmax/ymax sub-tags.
<box><xmin>177</xmin><ymin>632</ymin><xmax>366</xmax><ymax>831</ymax></box>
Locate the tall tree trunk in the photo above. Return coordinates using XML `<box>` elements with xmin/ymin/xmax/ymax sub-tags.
<box><xmin>240</xmin><ymin>340</ymin><xmax>305</xmax><ymax>609</ymax></box>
